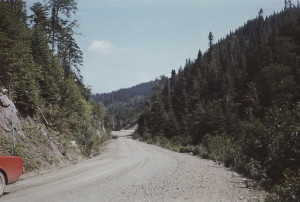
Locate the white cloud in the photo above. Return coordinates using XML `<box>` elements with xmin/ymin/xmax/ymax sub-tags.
<box><xmin>87</xmin><ymin>40</ymin><xmax>114</xmax><ymax>55</ymax></box>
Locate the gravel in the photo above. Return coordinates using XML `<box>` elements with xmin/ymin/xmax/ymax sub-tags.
<box><xmin>3</xmin><ymin>130</ymin><xmax>266</xmax><ymax>202</ymax></box>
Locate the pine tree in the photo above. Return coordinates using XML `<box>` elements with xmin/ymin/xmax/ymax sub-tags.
<box><xmin>47</xmin><ymin>0</ymin><xmax>82</xmax><ymax>79</ymax></box>
<box><xmin>30</xmin><ymin>2</ymin><xmax>49</xmax><ymax>31</ymax></box>
<box><xmin>208</xmin><ymin>31</ymin><xmax>214</xmax><ymax>48</ymax></box>
<box><xmin>136</xmin><ymin>5</ymin><xmax>300</xmax><ymax>193</ymax></box>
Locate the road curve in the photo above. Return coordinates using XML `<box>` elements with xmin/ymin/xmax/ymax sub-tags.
<box><xmin>2</xmin><ymin>130</ymin><xmax>263</xmax><ymax>202</ymax></box>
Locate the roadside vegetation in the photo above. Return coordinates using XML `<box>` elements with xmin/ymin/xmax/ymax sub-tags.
<box><xmin>135</xmin><ymin>5</ymin><xmax>300</xmax><ymax>201</ymax></box>
<box><xmin>0</xmin><ymin>0</ymin><xmax>110</xmax><ymax>169</ymax></box>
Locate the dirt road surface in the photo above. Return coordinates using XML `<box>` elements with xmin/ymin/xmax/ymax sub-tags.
<box><xmin>2</xmin><ymin>130</ymin><xmax>264</xmax><ymax>202</ymax></box>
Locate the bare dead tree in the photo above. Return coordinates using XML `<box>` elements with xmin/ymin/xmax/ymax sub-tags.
<box><xmin>243</xmin><ymin>82</ymin><xmax>259</xmax><ymax>107</ymax></box>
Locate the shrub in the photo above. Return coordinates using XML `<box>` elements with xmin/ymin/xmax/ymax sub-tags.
<box><xmin>267</xmin><ymin>169</ymin><xmax>300</xmax><ymax>202</ymax></box>
<box><xmin>132</xmin><ymin>132</ymin><xmax>141</xmax><ymax>140</ymax></box>
<box><xmin>142</xmin><ymin>132</ymin><xmax>153</xmax><ymax>141</ymax></box>
<box><xmin>243</xmin><ymin>158</ymin><xmax>267</xmax><ymax>181</ymax></box>
<box><xmin>179</xmin><ymin>145</ymin><xmax>197</xmax><ymax>154</ymax></box>
<box><xmin>201</xmin><ymin>133</ymin><xmax>242</xmax><ymax>167</ymax></box>
<box><xmin>112</xmin><ymin>135</ymin><xmax>118</xmax><ymax>139</ymax></box>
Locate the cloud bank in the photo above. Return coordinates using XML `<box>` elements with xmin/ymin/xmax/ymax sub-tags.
<box><xmin>87</xmin><ymin>40</ymin><xmax>114</xmax><ymax>55</ymax></box>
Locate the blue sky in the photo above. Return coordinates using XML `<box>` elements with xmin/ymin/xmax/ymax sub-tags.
<box><xmin>25</xmin><ymin>0</ymin><xmax>285</xmax><ymax>93</ymax></box>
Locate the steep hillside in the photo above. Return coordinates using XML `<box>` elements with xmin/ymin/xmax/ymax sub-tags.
<box><xmin>0</xmin><ymin>0</ymin><xmax>109</xmax><ymax>170</ymax></box>
<box><xmin>136</xmin><ymin>6</ymin><xmax>300</xmax><ymax>201</ymax></box>
<box><xmin>0</xmin><ymin>87</ymin><xmax>80</xmax><ymax>171</ymax></box>
<box><xmin>93</xmin><ymin>81</ymin><xmax>155</xmax><ymax>129</ymax></box>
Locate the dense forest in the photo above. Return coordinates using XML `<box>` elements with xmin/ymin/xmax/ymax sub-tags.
<box><xmin>136</xmin><ymin>4</ymin><xmax>300</xmax><ymax>201</ymax></box>
<box><xmin>0</xmin><ymin>0</ymin><xmax>107</xmax><ymax>159</ymax></box>
<box><xmin>93</xmin><ymin>81</ymin><xmax>155</xmax><ymax>130</ymax></box>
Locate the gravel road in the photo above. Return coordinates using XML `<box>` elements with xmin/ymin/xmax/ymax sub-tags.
<box><xmin>2</xmin><ymin>130</ymin><xmax>264</xmax><ymax>202</ymax></box>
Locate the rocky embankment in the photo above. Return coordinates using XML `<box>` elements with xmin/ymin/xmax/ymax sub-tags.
<box><xmin>0</xmin><ymin>87</ymin><xmax>24</xmax><ymax>139</ymax></box>
<box><xmin>0</xmin><ymin>87</ymin><xmax>81</xmax><ymax>173</ymax></box>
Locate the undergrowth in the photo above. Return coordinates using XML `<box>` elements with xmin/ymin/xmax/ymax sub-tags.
<box><xmin>133</xmin><ymin>131</ymin><xmax>300</xmax><ymax>201</ymax></box>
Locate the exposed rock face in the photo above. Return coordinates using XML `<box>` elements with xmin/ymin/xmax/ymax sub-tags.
<box><xmin>0</xmin><ymin>87</ymin><xmax>24</xmax><ymax>137</ymax></box>
<box><xmin>0</xmin><ymin>87</ymin><xmax>83</xmax><ymax>170</ymax></box>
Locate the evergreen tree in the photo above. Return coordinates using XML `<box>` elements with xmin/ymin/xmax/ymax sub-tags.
<box><xmin>47</xmin><ymin>0</ymin><xmax>82</xmax><ymax>79</ymax></box>
<box><xmin>137</xmin><ymin>6</ymin><xmax>300</xmax><ymax>193</ymax></box>
<box><xmin>208</xmin><ymin>31</ymin><xmax>213</xmax><ymax>48</ymax></box>
<box><xmin>0</xmin><ymin>0</ymin><xmax>105</xmax><ymax>157</ymax></box>
<box><xmin>30</xmin><ymin>2</ymin><xmax>49</xmax><ymax>31</ymax></box>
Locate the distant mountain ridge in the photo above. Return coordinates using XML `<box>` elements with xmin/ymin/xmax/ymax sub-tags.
<box><xmin>92</xmin><ymin>81</ymin><xmax>155</xmax><ymax>129</ymax></box>
<box><xmin>93</xmin><ymin>81</ymin><xmax>155</xmax><ymax>105</ymax></box>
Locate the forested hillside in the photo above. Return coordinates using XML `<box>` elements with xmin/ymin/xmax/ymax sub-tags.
<box><xmin>93</xmin><ymin>81</ymin><xmax>155</xmax><ymax>130</ymax></box>
<box><xmin>0</xmin><ymin>0</ymin><xmax>108</xmax><ymax>169</ymax></box>
<box><xmin>136</xmin><ymin>5</ymin><xmax>300</xmax><ymax>200</ymax></box>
